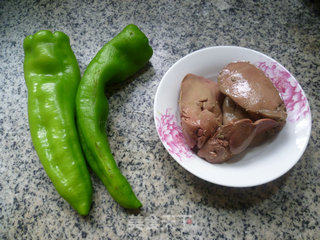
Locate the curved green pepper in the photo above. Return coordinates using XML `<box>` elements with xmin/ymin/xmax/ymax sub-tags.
<box><xmin>76</xmin><ymin>24</ymin><xmax>153</xmax><ymax>209</ymax></box>
<box><xmin>23</xmin><ymin>30</ymin><xmax>92</xmax><ymax>215</ymax></box>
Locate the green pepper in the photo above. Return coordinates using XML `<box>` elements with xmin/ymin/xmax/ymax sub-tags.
<box><xmin>76</xmin><ymin>24</ymin><xmax>153</xmax><ymax>209</ymax></box>
<box><xmin>23</xmin><ymin>30</ymin><xmax>92</xmax><ymax>215</ymax></box>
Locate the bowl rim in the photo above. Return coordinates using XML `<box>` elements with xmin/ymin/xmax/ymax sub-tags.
<box><xmin>153</xmin><ymin>45</ymin><xmax>312</xmax><ymax>187</ymax></box>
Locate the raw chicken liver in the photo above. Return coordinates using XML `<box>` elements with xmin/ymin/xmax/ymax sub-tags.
<box><xmin>179</xmin><ymin>74</ymin><xmax>222</xmax><ymax>149</ymax></box>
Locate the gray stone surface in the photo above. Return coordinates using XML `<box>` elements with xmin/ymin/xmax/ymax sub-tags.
<box><xmin>0</xmin><ymin>0</ymin><xmax>319</xmax><ymax>239</ymax></box>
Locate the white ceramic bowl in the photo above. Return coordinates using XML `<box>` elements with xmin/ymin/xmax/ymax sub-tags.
<box><xmin>154</xmin><ymin>46</ymin><xmax>311</xmax><ymax>187</ymax></box>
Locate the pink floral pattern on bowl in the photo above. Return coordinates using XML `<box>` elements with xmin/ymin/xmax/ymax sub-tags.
<box><xmin>256</xmin><ymin>62</ymin><xmax>310</xmax><ymax>122</ymax></box>
<box><xmin>155</xmin><ymin>109</ymin><xmax>193</xmax><ymax>160</ymax></box>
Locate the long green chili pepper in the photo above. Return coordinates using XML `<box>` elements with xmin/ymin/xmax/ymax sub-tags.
<box><xmin>23</xmin><ymin>30</ymin><xmax>92</xmax><ymax>215</ymax></box>
<box><xmin>76</xmin><ymin>24</ymin><xmax>153</xmax><ymax>209</ymax></box>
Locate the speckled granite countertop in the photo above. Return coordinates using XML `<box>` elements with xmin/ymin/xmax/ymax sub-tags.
<box><xmin>1</xmin><ymin>0</ymin><xmax>319</xmax><ymax>239</ymax></box>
